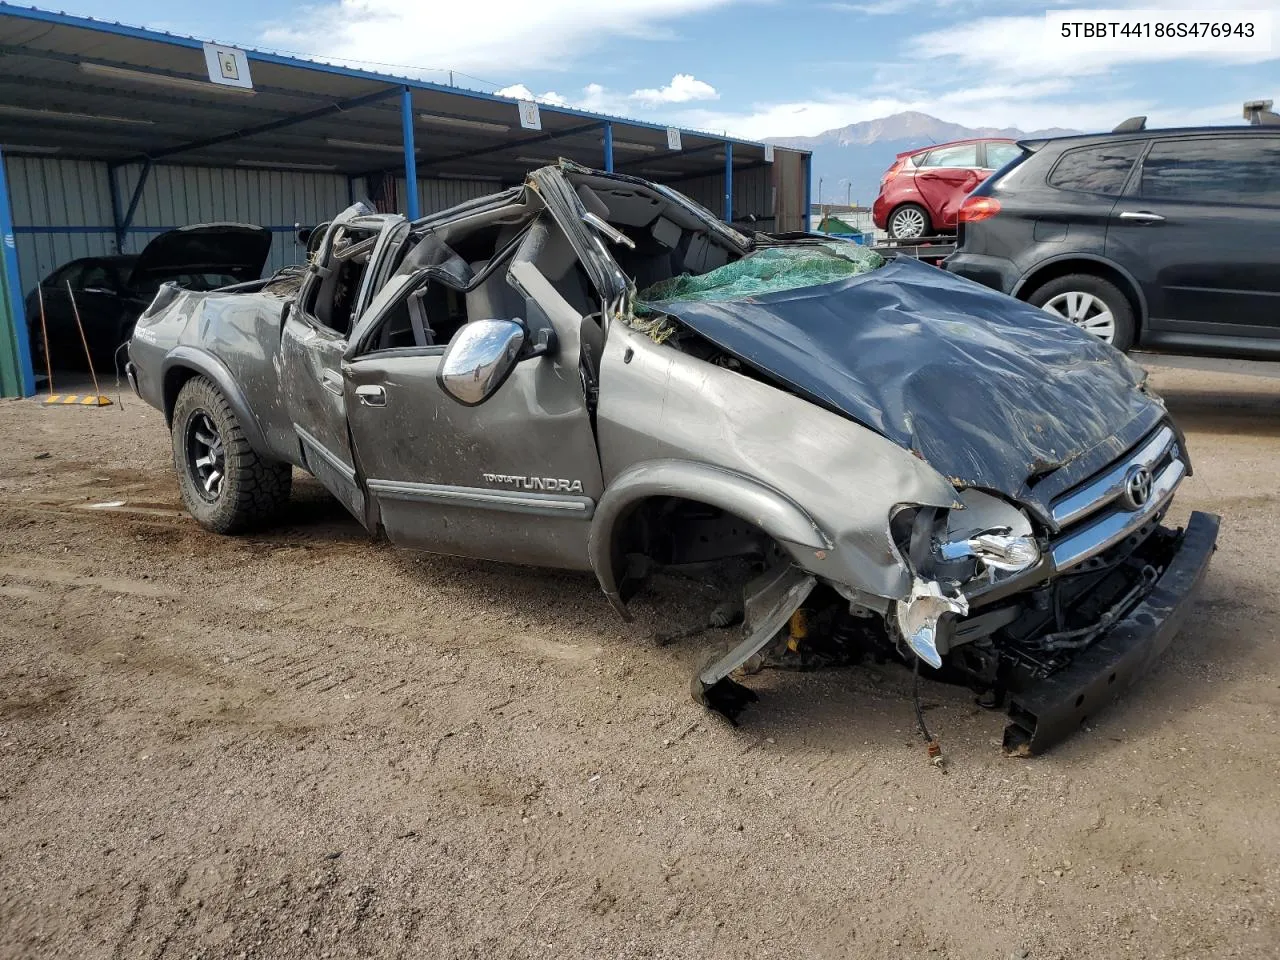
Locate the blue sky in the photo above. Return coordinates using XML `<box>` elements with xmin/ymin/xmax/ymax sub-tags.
<box><xmin>48</xmin><ymin>0</ymin><xmax>1280</xmax><ymax>138</ymax></box>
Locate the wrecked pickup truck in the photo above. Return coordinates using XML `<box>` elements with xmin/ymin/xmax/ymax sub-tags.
<box><xmin>126</xmin><ymin>161</ymin><xmax>1219</xmax><ymax>754</ymax></box>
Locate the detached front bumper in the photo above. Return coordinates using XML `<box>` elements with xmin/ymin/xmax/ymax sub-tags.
<box><xmin>1002</xmin><ymin>510</ymin><xmax>1220</xmax><ymax>755</ymax></box>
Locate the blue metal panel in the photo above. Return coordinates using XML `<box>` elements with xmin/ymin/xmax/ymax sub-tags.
<box><xmin>603</xmin><ymin>122</ymin><xmax>614</xmax><ymax>173</ymax></box>
<box><xmin>0</xmin><ymin>148</ymin><xmax>35</xmax><ymax>397</ymax></box>
<box><xmin>724</xmin><ymin>143</ymin><xmax>733</xmax><ymax>223</ymax></box>
<box><xmin>401</xmin><ymin>87</ymin><xmax>420</xmax><ymax>220</ymax></box>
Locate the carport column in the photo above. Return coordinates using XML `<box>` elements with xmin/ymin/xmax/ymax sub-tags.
<box><xmin>803</xmin><ymin>153</ymin><xmax>812</xmax><ymax>232</ymax></box>
<box><xmin>724</xmin><ymin>142</ymin><xmax>733</xmax><ymax>224</ymax></box>
<box><xmin>603</xmin><ymin>122</ymin><xmax>614</xmax><ymax>172</ymax></box>
<box><xmin>0</xmin><ymin>146</ymin><xmax>35</xmax><ymax>397</ymax></box>
<box><xmin>107</xmin><ymin>163</ymin><xmax>125</xmax><ymax>252</ymax></box>
<box><xmin>401</xmin><ymin>86</ymin><xmax>420</xmax><ymax>220</ymax></box>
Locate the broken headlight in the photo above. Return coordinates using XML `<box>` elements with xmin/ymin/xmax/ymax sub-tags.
<box><xmin>936</xmin><ymin>528</ymin><xmax>1040</xmax><ymax>574</ymax></box>
<box><xmin>889</xmin><ymin>493</ymin><xmax>1041</xmax><ymax>668</ymax></box>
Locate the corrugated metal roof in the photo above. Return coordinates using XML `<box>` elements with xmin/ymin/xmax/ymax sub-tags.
<box><xmin>0</xmin><ymin>3</ymin><xmax>806</xmax><ymax>182</ymax></box>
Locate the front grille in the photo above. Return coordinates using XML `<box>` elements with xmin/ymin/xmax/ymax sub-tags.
<box><xmin>1048</xmin><ymin>424</ymin><xmax>1185</xmax><ymax>571</ymax></box>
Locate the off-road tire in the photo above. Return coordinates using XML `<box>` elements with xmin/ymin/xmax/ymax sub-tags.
<box><xmin>170</xmin><ymin>376</ymin><xmax>291</xmax><ymax>534</ymax></box>
<box><xmin>1026</xmin><ymin>273</ymin><xmax>1137</xmax><ymax>352</ymax></box>
<box><xmin>887</xmin><ymin>203</ymin><xmax>931</xmax><ymax>240</ymax></box>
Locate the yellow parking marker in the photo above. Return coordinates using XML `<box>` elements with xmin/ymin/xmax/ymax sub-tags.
<box><xmin>44</xmin><ymin>394</ymin><xmax>113</xmax><ymax>406</ymax></box>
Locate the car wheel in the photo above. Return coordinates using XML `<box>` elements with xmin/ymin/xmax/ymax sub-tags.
<box><xmin>1028</xmin><ymin>274</ymin><xmax>1136</xmax><ymax>352</ymax></box>
<box><xmin>888</xmin><ymin>203</ymin><xmax>931</xmax><ymax>240</ymax></box>
<box><xmin>170</xmin><ymin>376</ymin><xmax>291</xmax><ymax>534</ymax></box>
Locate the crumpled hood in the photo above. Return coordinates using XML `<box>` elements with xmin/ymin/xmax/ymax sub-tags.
<box><xmin>654</xmin><ymin>255</ymin><xmax>1166</xmax><ymax>524</ymax></box>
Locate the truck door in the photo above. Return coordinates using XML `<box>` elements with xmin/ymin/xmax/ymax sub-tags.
<box><xmin>342</xmin><ymin>217</ymin><xmax>604</xmax><ymax>570</ymax></box>
<box><xmin>279</xmin><ymin>205</ymin><xmax>405</xmax><ymax>522</ymax></box>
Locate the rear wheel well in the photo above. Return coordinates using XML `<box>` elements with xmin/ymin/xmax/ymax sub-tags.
<box><xmin>162</xmin><ymin>365</ymin><xmax>200</xmax><ymax>425</ymax></box>
<box><xmin>1017</xmin><ymin>260</ymin><xmax>1144</xmax><ymax>338</ymax></box>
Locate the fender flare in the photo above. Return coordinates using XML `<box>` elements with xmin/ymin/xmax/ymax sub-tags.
<box><xmin>588</xmin><ymin>459</ymin><xmax>833</xmax><ymax>618</ymax></box>
<box><xmin>160</xmin><ymin>346</ymin><xmax>270</xmax><ymax>456</ymax></box>
<box><xmin>1012</xmin><ymin>253</ymin><xmax>1149</xmax><ymax>322</ymax></box>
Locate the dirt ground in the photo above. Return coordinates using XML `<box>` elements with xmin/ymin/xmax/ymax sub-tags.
<box><xmin>1</xmin><ymin>359</ymin><xmax>1278</xmax><ymax>960</ymax></box>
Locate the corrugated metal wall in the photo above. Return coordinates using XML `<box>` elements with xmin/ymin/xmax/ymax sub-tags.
<box><xmin>5</xmin><ymin>154</ymin><xmax>810</xmax><ymax>298</ymax></box>
<box><xmin>4</xmin><ymin>157</ymin><xmax>513</xmax><ymax>294</ymax></box>
<box><xmin>5</xmin><ymin>157</ymin><xmax>115</xmax><ymax>294</ymax></box>
<box><xmin>679</xmin><ymin>164</ymin><xmax>775</xmax><ymax>231</ymax></box>
<box><xmin>115</xmin><ymin>162</ymin><xmax>350</xmax><ymax>275</ymax></box>
<box><xmin>401</xmin><ymin>176</ymin><xmax>505</xmax><ymax>218</ymax></box>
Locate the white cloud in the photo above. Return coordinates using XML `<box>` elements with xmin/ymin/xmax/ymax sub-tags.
<box><xmin>822</xmin><ymin>0</ymin><xmax>969</xmax><ymax>14</ymax></box>
<box><xmin>494</xmin><ymin>84</ymin><xmax>569</xmax><ymax>106</ymax></box>
<box><xmin>629</xmin><ymin>74</ymin><xmax>720</xmax><ymax>106</ymax></box>
<box><xmin>670</xmin><ymin>0</ymin><xmax>1280</xmax><ymax>140</ymax></box>
<box><xmin>494</xmin><ymin>75</ymin><xmax>719</xmax><ymax>118</ymax></box>
<box><xmin>261</xmin><ymin>0</ymin><xmax>741</xmax><ymax>74</ymax></box>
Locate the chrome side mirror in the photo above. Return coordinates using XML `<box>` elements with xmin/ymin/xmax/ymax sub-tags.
<box><xmin>437</xmin><ymin>318</ymin><xmax>526</xmax><ymax>406</ymax></box>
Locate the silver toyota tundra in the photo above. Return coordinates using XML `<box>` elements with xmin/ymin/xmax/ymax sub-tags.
<box><xmin>126</xmin><ymin>162</ymin><xmax>1219</xmax><ymax>754</ymax></box>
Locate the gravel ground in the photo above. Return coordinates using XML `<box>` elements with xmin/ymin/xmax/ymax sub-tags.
<box><xmin>0</xmin><ymin>362</ymin><xmax>1278</xmax><ymax>960</ymax></box>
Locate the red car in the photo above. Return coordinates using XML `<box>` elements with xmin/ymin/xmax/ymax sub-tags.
<box><xmin>872</xmin><ymin>138</ymin><xmax>1022</xmax><ymax>239</ymax></box>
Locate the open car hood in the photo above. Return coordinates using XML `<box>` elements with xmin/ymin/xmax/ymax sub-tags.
<box><xmin>128</xmin><ymin>222</ymin><xmax>272</xmax><ymax>289</ymax></box>
<box><xmin>652</xmin><ymin>256</ymin><xmax>1166</xmax><ymax>526</ymax></box>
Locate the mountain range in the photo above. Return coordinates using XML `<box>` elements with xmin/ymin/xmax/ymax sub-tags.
<box><xmin>766</xmin><ymin>111</ymin><xmax>1083</xmax><ymax>208</ymax></box>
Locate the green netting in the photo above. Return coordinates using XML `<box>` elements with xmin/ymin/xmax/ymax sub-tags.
<box><xmin>635</xmin><ymin>243</ymin><xmax>884</xmax><ymax>316</ymax></box>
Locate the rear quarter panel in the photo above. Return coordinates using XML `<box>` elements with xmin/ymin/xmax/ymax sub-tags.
<box><xmin>130</xmin><ymin>286</ymin><xmax>297</xmax><ymax>461</ymax></box>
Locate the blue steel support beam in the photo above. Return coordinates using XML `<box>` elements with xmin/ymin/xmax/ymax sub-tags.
<box><xmin>603</xmin><ymin>122</ymin><xmax>614</xmax><ymax>172</ymax></box>
<box><xmin>128</xmin><ymin>86</ymin><xmax>404</xmax><ymax>165</ymax></box>
<box><xmin>120</xmin><ymin>160</ymin><xmax>153</xmax><ymax>246</ymax></box>
<box><xmin>107</xmin><ymin>162</ymin><xmax>125</xmax><ymax>252</ymax></box>
<box><xmin>401</xmin><ymin>87</ymin><xmax>420</xmax><ymax>220</ymax></box>
<box><xmin>615</xmin><ymin>139</ymin><xmax>724</xmax><ymax>173</ymax></box>
<box><xmin>0</xmin><ymin>147</ymin><xmax>36</xmax><ymax>397</ymax></box>
<box><xmin>417</xmin><ymin>121</ymin><xmax>603</xmax><ymax>172</ymax></box>
<box><xmin>724</xmin><ymin>143</ymin><xmax>734</xmax><ymax>224</ymax></box>
<box><xmin>356</xmin><ymin>119</ymin><xmax>605</xmax><ymax>181</ymax></box>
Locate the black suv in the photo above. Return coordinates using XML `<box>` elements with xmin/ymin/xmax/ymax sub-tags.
<box><xmin>944</xmin><ymin>125</ymin><xmax>1280</xmax><ymax>355</ymax></box>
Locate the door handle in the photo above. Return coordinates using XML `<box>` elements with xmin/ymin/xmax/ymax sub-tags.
<box><xmin>320</xmin><ymin>370</ymin><xmax>343</xmax><ymax>397</ymax></box>
<box><xmin>1117</xmin><ymin>210</ymin><xmax>1166</xmax><ymax>223</ymax></box>
<box><xmin>354</xmin><ymin>384</ymin><xmax>386</xmax><ymax>407</ymax></box>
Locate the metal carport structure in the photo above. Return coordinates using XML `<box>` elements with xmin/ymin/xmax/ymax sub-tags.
<box><xmin>0</xmin><ymin>3</ymin><xmax>811</xmax><ymax>396</ymax></box>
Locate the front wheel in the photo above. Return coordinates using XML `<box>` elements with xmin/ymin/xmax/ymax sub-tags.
<box><xmin>1027</xmin><ymin>274</ymin><xmax>1136</xmax><ymax>352</ymax></box>
<box><xmin>170</xmin><ymin>376</ymin><xmax>291</xmax><ymax>534</ymax></box>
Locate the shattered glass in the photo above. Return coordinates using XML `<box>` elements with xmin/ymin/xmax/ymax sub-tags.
<box><xmin>634</xmin><ymin>243</ymin><xmax>884</xmax><ymax>315</ymax></box>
